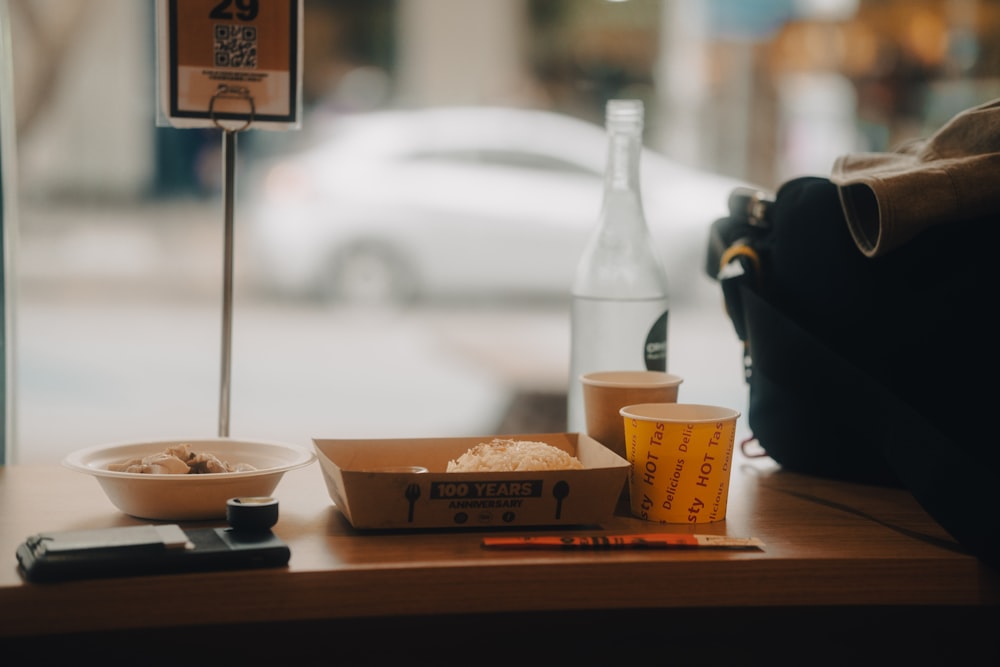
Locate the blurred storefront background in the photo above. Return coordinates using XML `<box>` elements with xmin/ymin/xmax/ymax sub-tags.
<box><xmin>11</xmin><ymin>0</ymin><xmax>1000</xmax><ymax>200</ymax></box>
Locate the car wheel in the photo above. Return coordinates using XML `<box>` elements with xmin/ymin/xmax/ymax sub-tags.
<box><xmin>323</xmin><ymin>240</ymin><xmax>418</xmax><ymax>305</ymax></box>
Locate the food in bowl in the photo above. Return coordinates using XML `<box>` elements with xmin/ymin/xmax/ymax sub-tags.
<box><xmin>63</xmin><ymin>437</ymin><xmax>316</xmax><ymax>521</ymax></box>
<box><xmin>447</xmin><ymin>438</ymin><xmax>584</xmax><ymax>472</ymax></box>
<box><xmin>107</xmin><ymin>442</ymin><xmax>256</xmax><ymax>474</ymax></box>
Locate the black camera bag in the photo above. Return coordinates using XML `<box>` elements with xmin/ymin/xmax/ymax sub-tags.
<box><xmin>707</xmin><ymin>175</ymin><xmax>1000</xmax><ymax>569</ymax></box>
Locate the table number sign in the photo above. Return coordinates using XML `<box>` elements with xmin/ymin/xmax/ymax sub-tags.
<box><xmin>156</xmin><ymin>0</ymin><xmax>302</xmax><ymax>130</ymax></box>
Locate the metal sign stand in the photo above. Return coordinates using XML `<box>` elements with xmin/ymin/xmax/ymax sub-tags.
<box><xmin>158</xmin><ymin>0</ymin><xmax>301</xmax><ymax>441</ymax></box>
<box><xmin>210</xmin><ymin>85</ymin><xmax>255</xmax><ymax>438</ymax></box>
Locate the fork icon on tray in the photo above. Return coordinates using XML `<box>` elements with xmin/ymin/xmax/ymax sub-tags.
<box><xmin>404</xmin><ymin>483</ymin><xmax>421</xmax><ymax>522</ymax></box>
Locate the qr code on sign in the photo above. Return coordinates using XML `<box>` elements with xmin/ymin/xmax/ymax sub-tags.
<box><xmin>214</xmin><ymin>24</ymin><xmax>257</xmax><ymax>68</ymax></box>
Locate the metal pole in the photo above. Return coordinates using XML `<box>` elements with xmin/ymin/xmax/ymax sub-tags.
<box><xmin>218</xmin><ymin>129</ymin><xmax>237</xmax><ymax>437</ymax></box>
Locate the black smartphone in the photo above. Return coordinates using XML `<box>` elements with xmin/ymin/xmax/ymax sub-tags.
<box><xmin>16</xmin><ymin>523</ymin><xmax>290</xmax><ymax>583</ymax></box>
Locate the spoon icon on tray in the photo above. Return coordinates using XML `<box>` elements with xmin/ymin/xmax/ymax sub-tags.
<box><xmin>553</xmin><ymin>480</ymin><xmax>570</xmax><ymax>519</ymax></box>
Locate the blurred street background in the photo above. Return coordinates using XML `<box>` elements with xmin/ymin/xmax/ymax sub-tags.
<box><xmin>5</xmin><ymin>0</ymin><xmax>998</xmax><ymax>463</ymax></box>
<box><xmin>15</xmin><ymin>198</ymin><xmax>749</xmax><ymax>463</ymax></box>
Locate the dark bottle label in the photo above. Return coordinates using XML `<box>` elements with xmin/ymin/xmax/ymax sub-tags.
<box><xmin>644</xmin><ymin>310</ymin><xmax>668</xmax><ymax>371</ymax></box>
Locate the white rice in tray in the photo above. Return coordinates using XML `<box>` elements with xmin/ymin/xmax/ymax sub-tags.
<box><xmin>447</xmin><ymin>438</ymin><xmax>585</xmax><ymax>472</ymax></box>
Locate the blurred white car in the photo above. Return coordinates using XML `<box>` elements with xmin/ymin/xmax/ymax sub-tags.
<box><xmin>242</xmin><ymin>106</ymin><xmax>745</xmax><ymax>304</ymax></box>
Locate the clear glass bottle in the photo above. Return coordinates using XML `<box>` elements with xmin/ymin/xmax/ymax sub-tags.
<box><xmin>566</xmin><ymin>99</ymin><xmax>669</xmax><ymax>433</ymax></box>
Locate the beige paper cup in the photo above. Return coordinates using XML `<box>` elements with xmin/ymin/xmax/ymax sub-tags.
<box><xmin>581</xmin><ymin>371</ymin><xmax>683</xmax><ymax>460</ymax></box>
<box><xmin>620</xmin><ymin>403</ymin><xmax>740</xmax><ymax>524</ymax></box>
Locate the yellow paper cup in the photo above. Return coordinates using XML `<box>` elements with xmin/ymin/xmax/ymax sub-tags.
<box><xmin>620</xmin><ymin>403</ymin><xmax>740</xmax><ymax>524</ymax></box>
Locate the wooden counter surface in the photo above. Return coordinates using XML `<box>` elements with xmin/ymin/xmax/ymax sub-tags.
<box><xmin>2</xmin><ymin>452</ymin><xmax>998</xmax><ymax>661</ymax></box>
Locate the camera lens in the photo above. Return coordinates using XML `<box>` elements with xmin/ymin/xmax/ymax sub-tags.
<box><xmin>226</xmin><ymin>496</ymin><xmax>279</xmax><ymax>532</ymax></box>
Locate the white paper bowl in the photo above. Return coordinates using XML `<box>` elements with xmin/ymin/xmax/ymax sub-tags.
<box><xmin>63</xmin><ymin>437</ymin><xmax>316</xmax><ymax>520</ymax></box>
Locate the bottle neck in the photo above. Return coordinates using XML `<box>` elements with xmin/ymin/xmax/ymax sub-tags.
<box><xmin>604</xmin><ymin>128</ymin><xmax>642</xmax><ymax>196</ymax></box>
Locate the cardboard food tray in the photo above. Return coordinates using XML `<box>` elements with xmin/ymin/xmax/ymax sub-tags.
<box><xmin>313</xmin><ymin>433</ymin><xmax>629</xmax><ymax>530</ymax></box>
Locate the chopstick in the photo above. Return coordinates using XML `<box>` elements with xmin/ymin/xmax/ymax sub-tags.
<box><xmin>481</xmin><ymin>534</ymin><xmax>764</xmax><ymax>550</ymax></box>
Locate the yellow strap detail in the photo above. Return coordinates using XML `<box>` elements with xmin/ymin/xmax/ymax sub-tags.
<box><xmin>719</xmin><ymin>243</ymin><xmax>761</xmax><ymax>278</ymax></box>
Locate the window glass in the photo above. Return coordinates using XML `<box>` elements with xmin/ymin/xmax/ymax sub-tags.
<box><xmin>7</xmin><ymin>0</ymin><xmax>994</xmax><ymax>463</ymax></box>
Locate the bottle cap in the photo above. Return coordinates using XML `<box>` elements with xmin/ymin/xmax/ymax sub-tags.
<box><xmin>606</xmin><ymin>99</ymin><xmax>643</xmax><ymax>131</ymax></box>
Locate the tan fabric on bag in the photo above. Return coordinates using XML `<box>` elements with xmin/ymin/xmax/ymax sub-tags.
<box><xmin>831</xmin><ymin>98</ymin><xmax>1000</xmax><ymax>257</ymax></box>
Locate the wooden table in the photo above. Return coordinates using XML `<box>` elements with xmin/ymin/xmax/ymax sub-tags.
<box><xmin>2</xmin><ymin>453</ymin><xmax>998</xmax><ymax>663</ymax></box>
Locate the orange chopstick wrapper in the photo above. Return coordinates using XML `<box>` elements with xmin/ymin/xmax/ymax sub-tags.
<box><xmin>481</xmin><ymin>534</ymin><xmax>764</xmax><ymax>550</ymax></box>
